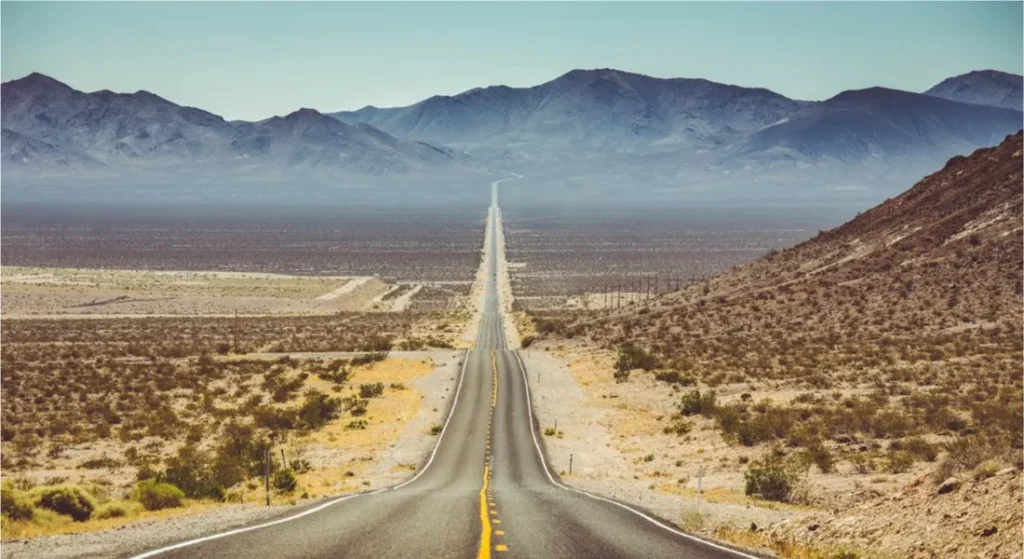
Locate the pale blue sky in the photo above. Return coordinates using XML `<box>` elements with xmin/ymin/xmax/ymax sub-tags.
<box><xmin>2</xmin><ymin>2</ymin><xmax>1021</xmax><ymax>121</ymax></box>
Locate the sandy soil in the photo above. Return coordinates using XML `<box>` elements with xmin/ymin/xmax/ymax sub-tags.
<box><xmin>1</xmin><ymin>267</ymin><xmax>394</xmax><ymax>317</ymax></box>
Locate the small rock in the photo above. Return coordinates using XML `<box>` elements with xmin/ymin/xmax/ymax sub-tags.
<box><xmin>980</xmin><ymin>526</ymin><xmax>998</xmax><ymax>537</ymax></box>
<box><xmin>808</xmin><ymin>523</ymin><xmax>819</xmax><ymax>532</ymax></box>
<box><xmin>937</xmin><ymin>477</ymin><xmax>960</xmax><ymax>495</ymax></box>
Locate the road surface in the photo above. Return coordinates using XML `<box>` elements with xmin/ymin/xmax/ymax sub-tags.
<box><xmin>133</xmin><ymin>179</ymin><xmax>757</xmax><ymax>559</ymax></box>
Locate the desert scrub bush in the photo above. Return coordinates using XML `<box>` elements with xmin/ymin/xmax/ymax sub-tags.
<box><xmin>885</xmin><ymin>450</ymin><xmax>915</xmax><ymax>473</ymax></box>
<box><xmin>804</xmin><ymin>440</ymin><xmax>835</xmax><ymax>473</ymax></box>
<box><xmin>298</xmin><ymin>390</ymin><xmax>342</xmax><ymax>429</ymax></box>
<box><xmin>359</xmin><ymin>382</ymin><xmax>385</xmax><ymax>399</ymax></box>
<box><xmin>544</xmin><ymin>427</ymin><xmax>557</xmax><ymax>436</ymax></box>
<box><xmin>654</xmin><ymin>370</ymin><xmax>694</xmax><ymax>386</ymax></box>
<box><xmin>345</xmin><ymin>420</ymin><xmax>368</xmax><ymax>430</ymax></box>
<box><xmin>132</xmin><ymin>480</ymin><xmax>185</xmax><ymax>511</ymax></box>
<box><xmin>679</xmin><ymin>389</ymin><xmax>717</xmax><ymax>417</ymax></box>
<box><xmin>520</xmin><ymin>335</ymin><xmax>536</xmax><ymax>348</ymax></box>
<box><xmin>850</xmin><ymin>452</ymin><xmax>876</xmax><ymax>474</ymax></box>
<box><xmin>896</xmin><ymin>436</ymin><xmax>938</xmax><ymax>462</ymax></box>
<box><xmin>937</xmin><ymin>433</ymin><xmax>1014</xmax><ymax>478</ymax></box>
<box><xmin>163</xmin><ymin>444</ymin><xmax>227</xmax><ymax>501</ymax></box>
<box><xmin>1</xmin><ymin>482</ymin><xmax>35</xmax><ymax>521</ymax></box>
<box><xmin>614</xmin><ymin>343</ymin><xmax>659</xmax><ymax>374</ymax></box>
<box><xmin>743</xmin><ymin>453</ymin><xmax>804</xmax><ymax>503</ymax></box>
<box><xmin>272</xmin><ymin>469</ymin><xmax>298</xmax><ymax>492</ymax></box>
<box><xmin>663</xmin><ymin>416</ymin><xmax>693</xmax><ymax>436</ymax></box>
<box><xmin>30</xmin><ymin>486</ymin><xmax>95</xmax><ymax>521</ymax></box>
<box><xmin>346</xmin><ymin>398</ymin><xmax>369</xmax><ymax>417</ymax></box>
<box><xmin>94</xmin><ymin>500</ymin><xmax>142</xmax><ymax>519</ymax></box>
<box><xmin>351</xmin><ymin>351</ymin><xmax>388</xmax><ymax>366</ymax></box>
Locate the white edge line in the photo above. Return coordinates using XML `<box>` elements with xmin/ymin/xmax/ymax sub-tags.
<box><xmin>130</xmin><ymin>349</ymin><xmax>473</xmax><ymax>559</ymax></box>
<box><xmin>511</xmin><ymin>351</ymin><xmax>762</xmax><ymax>559</ymax></box>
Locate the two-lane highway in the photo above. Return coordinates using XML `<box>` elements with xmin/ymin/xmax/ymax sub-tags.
<box><xmin>132</xmin><ymin>179</ymin><xmax>756</xmax><ymax>559</ymax></box>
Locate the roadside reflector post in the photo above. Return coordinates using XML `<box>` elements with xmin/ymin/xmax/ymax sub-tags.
<box><xmin>696</xmin><ymin>466</ymin><xmax>704</xmax><ymax>516</ymax></box>
<box><xmin>264</xmin><ymin>446</ymin><xmax>271</xmax><ymax>507</ymax></box>
<box><xmin>569</xmin><ymin>454</ymin><xmax>573</xmax><ymax>475</ymax></box>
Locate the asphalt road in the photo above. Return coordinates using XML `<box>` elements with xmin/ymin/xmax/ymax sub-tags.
<box><xmin>133</xmin><ymin>180</ymin><xmax>757</xmax><ymax>559</ymax></box>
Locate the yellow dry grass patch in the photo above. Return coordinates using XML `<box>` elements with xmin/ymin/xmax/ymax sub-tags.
<box><xmin>0</xmin><ymin>501</ymin><xmax>235</xmax><ymax>540</ymax></box>
<box><xmin>293</xmin><ymin>358</ymin><xmax>435</xmax><ymax>498</ymax></box>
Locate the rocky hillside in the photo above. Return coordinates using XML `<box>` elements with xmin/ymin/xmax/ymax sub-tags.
<box><xmin>584</xmin><ymin>131</ymin><xmax>1022</xmax><ymax>370</ymax></box>
<box><xmin>1</xmin><ymin>73</ymin><xmax>462</xmax><ymax>177</ymax></box>
<box><xmin>529</xmin><ymin>132</ymin><xmax>1022</xmax><ymax>557</ymax></box>
<box><xmin>925</xmin><ymin>69</ymin><xmax>1023</xmax><ymax>111</ymax></box>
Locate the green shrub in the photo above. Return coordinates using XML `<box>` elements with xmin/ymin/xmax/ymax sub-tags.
<box><xmin>805</xmin><ymin>441</ymin><xmax>835</xmax><ymax>474</ymax></box>
<box><xmin>290</xmin><ymin>458</ymin><xmax>313</xmax><ymax>474</ymax></box>
<box><xmin>298</xmin><ymin>390</ymin><xmax>342</xmax><ymax>429</ymax></box>
<box><xmin>902</xmin><ymin>436</ymin><xmax>939</xmax><ymax>462</ymax></box>
<box><xmin>614</xmin><ymin>343</ymin><xmax>659</xmax><ymax>373</ymax></box>
<box><xmin>253</xmin><ymin>406</ymin><xmax>298</xmax><ymax>431</ymax></box>
<box><xmin>359</xmin><ymin>382</ymin><xmax>385</xmax><ymax>399</ymax></box>
<box><xmin>680</xmin><ymin>389</ymin><xmax>717</xmax><ymax>417</ymax></box>
<box><xmin>662</xmin><ymin>417</ymin><xmax>693</xmax><ymax>436</ymax></box>
<box><xmin>429</xmin><ymin>424</ymin><xmax>443</xmax><ymax>435</ymax></box>
<box><xmin>348</xmin><ymin>398</ymin><xmax>369</xmax><ymax>417</ymax></box>
<box><xmin>744</xmin><ymin>453</ymin><xmax>802</xmax><ymax>503</ymax></box>
<box><xmin>345</xmin><ymin>420</ymin><xmax>368</xmax><ymax>430</ymax></box>
<box><xmin>885</xmin><ymin>450</ymin><xmax>914</xmax><ymax>473</ymax></box>
<box><xmin>654</xmin><ymin>370</ymin><xmax>694</xmax><ymax>385</ymax></box>
<box><xmin>31</xmin><ymin>486</ymin><xmax>95</xmax><ymax>521</ymax></box>
<box><xmin>164</xmin><ymin>443</ymin><xmax>227</xmax><ymax>501</ymax></box>
<box><xmin>272</xmin><ymin>469</ymin><xmax>298</xmax><ymax>492</ymax></box>
<box><xmin>132</xmin><ymin>480</ymin><xmax>185</xmax><ymax>511</ymax></box>
<box><xmin>94</xmin><ymin>501</ymin><xmax>141</xmax><ymax>519</ymax></box>
<box><xmin>1</xmin><ymin>483</ymin><xmax>35</xmax><ymax>521</ymax></box>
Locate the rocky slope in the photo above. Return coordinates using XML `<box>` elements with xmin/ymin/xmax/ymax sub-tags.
<box><xmin>529</xmin><ymin>132</ymin><xmax>1023</xmax><ymax>557</ymax></box>
<box><xmin>769</xmin><ymin>467</ymin><xmax>1022</xmax><ymax>559</ymax></box>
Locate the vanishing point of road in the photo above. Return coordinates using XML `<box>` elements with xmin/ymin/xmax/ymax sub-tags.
<box><xmin>132</xmin><ymin>178</ymin><xmax>758</xmax><ymax>559</ymax></box>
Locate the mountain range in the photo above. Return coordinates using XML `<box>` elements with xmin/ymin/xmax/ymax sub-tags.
<box><xmin>1</xmin><ymin>73</ymin><xmax>461</xmax><ymax>179</ymax></box>
<box><xmin>1</xmin><ymin>68</ymin><xmax>1020</xmax><ymax>203</ymax></box>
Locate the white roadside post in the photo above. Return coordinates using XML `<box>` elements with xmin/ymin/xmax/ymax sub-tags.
<box><xmin>696</xmin><ymin>466</ymin><xmax>704</xmax><ymax>516</ymax></box>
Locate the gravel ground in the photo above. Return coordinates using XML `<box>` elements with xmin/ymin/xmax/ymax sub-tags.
<box><xmin>1</xmin><ymin>353</ymin><xmax>463</xmax><ymax>559</ymax></box>
<box><xmin>1</xmin><ymin>504</ymin><xmax>289</xmax><ymax>559</ymax></box>
<box><xmin>520</xmin><ymin>349</ymin><xmax>799</xmax><ymax>534</ymax></box>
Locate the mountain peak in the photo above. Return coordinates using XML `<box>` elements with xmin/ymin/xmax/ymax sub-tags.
<box><xmin>924</xmin><ymin>70</ymin><xmax>1023</xmax><ymax>111</ymax></box>
<box><xmin>5</xmin><ymin>72</ymin><xmax>72</xmax><ymax>91</ymax></box>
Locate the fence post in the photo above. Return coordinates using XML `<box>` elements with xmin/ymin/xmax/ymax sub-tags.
<box><xmin>264</xmin><ymin>446</ymin><xmax>271</xmax><ymax>507</ymax></box>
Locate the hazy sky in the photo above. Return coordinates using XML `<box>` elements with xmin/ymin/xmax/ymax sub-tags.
<box><xmin>2</xmin><ymin>2</ymin><xmax>1021</xmax><ymax>121</ymax></box>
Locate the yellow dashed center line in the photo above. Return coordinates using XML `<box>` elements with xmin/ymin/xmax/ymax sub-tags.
<box><xmin>479</xmin><ymin>351</ymin><xmax>509</xmax><ymax>555</ymax></box>
<box><xmin>479</xmin><ymin>351</ymin><xmax>503</xmax><ymax>559</ymax></box>
<box><xmin>477</xmin><ymin>465</ymin><xmax>491</xmax><ymax>559</ymax></box>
